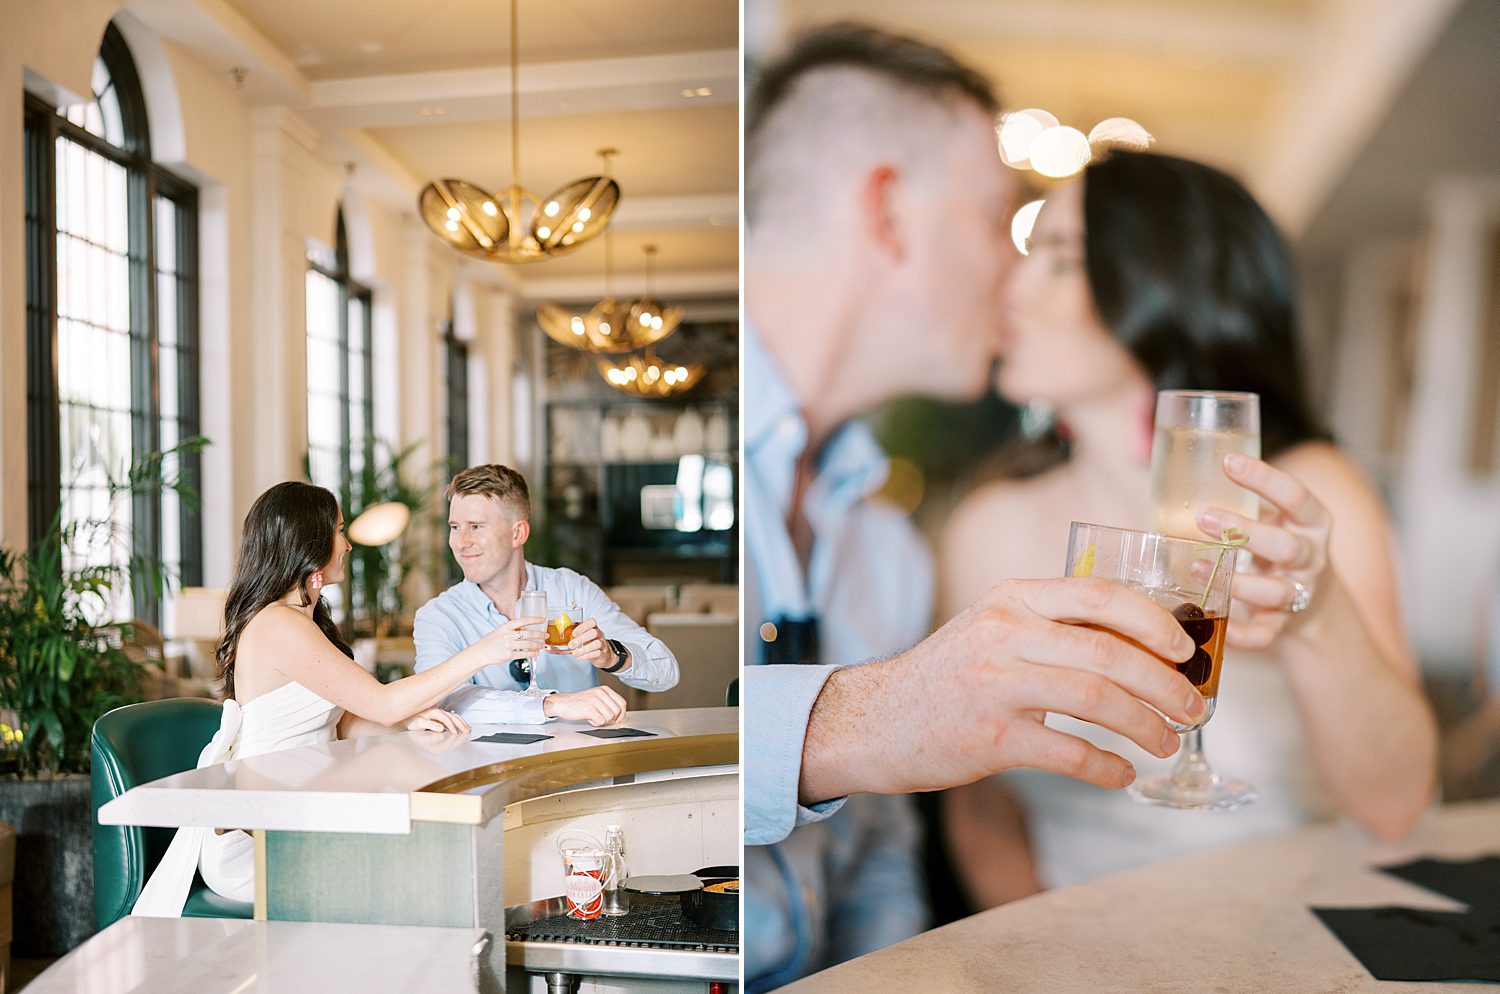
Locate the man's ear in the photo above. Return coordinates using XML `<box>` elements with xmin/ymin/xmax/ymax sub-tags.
<box><xmin>858</xmin><ymin>164</ymin><xmax>906</xmax><ymax>261</ymax></box>
<box><xmin>513</xmin><ymin>518</ymin><xmax>531</xmax><ymax>548</ymax></box>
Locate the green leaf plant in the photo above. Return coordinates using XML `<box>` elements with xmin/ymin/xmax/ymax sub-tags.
<box><xmin>0</xmin><ymin>436</ymin><xmax>210</xmax><ymax>777</ymax></box>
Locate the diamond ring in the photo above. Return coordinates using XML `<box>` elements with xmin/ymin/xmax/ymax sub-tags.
<box><xmin>1287</xmin><ymin>578</ymin><xmax>1313</xmax><ymax>614</ymax></box>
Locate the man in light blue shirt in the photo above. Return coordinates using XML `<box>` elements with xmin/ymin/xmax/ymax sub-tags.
<box><xmin>744</xmin><ymin>25</ymin><xmax>1206</xmax><ymax>989</ymax></box>
<box><xmin>414</xmin><ymin>464</ymin><xmax>678</xmax><ymax>725</ymax></box>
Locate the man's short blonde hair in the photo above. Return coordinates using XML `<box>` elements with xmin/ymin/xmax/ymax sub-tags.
<box><xmin>445</xmin><ymin>464</ymin><xmax>530</xmax><ymax>521</ymax></box>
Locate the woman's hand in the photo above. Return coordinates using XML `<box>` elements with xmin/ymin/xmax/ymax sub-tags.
<box><xmin>403</xmin><ymin>707</ymin><xmax>471</xmax><ymax>735</ymax></box>
<box><xmin>479</xmin><ymin>615</ymin><xmax>547</xmax><ymax>660</ymax></box>
<box><xmin>1197</xmin><ymin>452</ymin><xmax>1332</xmax><ymax>651</ymax></box>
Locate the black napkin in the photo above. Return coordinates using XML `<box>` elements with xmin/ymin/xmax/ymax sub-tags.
<box><xmin>1379</xmin><ymin>856</ymin><xmax>1500</xmax><ymax>914</ymax></box>
<box><xmin>579</xmin><ymin>727</ymin><xmax>658</xmax><ymax>739</ymax></box>
<box><xmin>473</xmin><ymin>731</ymin><xmax>552</xmax><ymax>745</ymax></box>
<box><xmin>1312</xmin><ymin>855</ymin><xmax>1500</xmax><ymax>983</ymax></box>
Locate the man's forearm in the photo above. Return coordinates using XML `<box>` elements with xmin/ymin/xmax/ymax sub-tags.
<box><xmin>798</xmin><ymin>656</ymin><xmax>911</xmax><ymax>804</ymax></box>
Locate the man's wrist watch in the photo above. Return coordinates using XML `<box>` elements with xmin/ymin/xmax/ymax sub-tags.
<box><xmin>602</xmin><ymin>638</ymin><xmax>629</xmax><ymax>673</ymax></box>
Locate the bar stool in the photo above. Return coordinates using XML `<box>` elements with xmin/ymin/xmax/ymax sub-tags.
<box><xmin>90</xmin><ymin>699</ymin><xmax>254</xmax><ymax>928</ymax></box>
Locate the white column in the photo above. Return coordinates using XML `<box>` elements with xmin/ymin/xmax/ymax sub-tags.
<box><xmin>479</xmin><ymin>286</ymin><xmax>519</xmax><ymax>467</ymax></box>
<box><xmin>1328</xmin><ymin>238</ymin><xmax>1412</xmax><ymax>479</ymax></box>
<box><xmin>247</xmin><ymin>106</ymin><xmax>320</xmax><ymax>490</ymax></box>
<box><xmin>1397</xmin><ymin>176</ymin><xmax>1500</xmax><ymax>674</ymax></box>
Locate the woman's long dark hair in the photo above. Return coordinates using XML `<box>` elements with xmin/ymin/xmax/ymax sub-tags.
<box><xmin>217</xmin><ymin>481</ymin><xmax>352</xmax><ymax>700</ymax></box>
<box><xmin>1081</xmin><ymin>150</ymin><xmax>1330</xmax><ymax>458</ymax></box>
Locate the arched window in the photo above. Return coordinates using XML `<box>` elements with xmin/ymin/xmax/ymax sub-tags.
<box><xmin>24</xmin><ymin>22</ymin><xmax>202</xmax><ymax>628</ymax></box>
<box><xmin>306</xmin><ymin>210</ymin><xmax>374</xmax><ymax>624</ymax></box>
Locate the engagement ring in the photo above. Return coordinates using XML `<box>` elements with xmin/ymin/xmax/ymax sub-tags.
<box><xmin>1286</xmin><ymin>578</ymin><xmax>1313</xmax><ymax>614</ymax></box>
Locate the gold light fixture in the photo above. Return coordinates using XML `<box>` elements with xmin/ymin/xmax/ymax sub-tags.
<box><xmin>417</xmin><ymin>0</ymin><xmax>619</xmax><ymax>263</ymax></box>
<box><xmin>537</xmin><ymin>241</ymin><xmax>683</xmax><ymax>353</ymax></box>
<box><xmin>597</xmin><ymin>350</ymin><xmax>707</xmax><ymax>399</ymax></box>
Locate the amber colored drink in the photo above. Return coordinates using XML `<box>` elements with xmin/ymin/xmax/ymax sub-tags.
<box><xmin>546</xmin><ymin>614</ymin><xmax>578</xmax><ymax>648</ymax></box>
<box><xmin>1170</xmin><ymin>602</ymin><xmax>1228</xmax><ymax>712</ymax></box>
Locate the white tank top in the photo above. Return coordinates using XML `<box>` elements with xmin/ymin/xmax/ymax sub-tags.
<box><xmin>1010</xmin><ymin>653</ymin><xmax>1336</xmax><ymax>889</ymax></box>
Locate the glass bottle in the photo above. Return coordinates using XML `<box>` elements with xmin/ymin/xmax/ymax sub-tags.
<box><xmin>603</xmin><ymin>825</ymin><xmax>629</xmax><ymax>917</ymax></box>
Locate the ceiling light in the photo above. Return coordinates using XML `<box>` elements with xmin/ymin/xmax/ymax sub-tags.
<box><xmin>1029</xmin><ymin>126</ymin><xmax>1091</xmax><ymax>178</ymax></box>
<box><xmin>538</xmin><ymin>241</ymin><xmax>684</xmax><ymax>354</ymax></box>
<box><xmin>1087</xmin><ymin>117</ymin><xmax>1155</xmax><ymax>151</ymax></box>
<box><xmin>417</xmin><ymin>0</ymin><xmax>619</xmax><ymax>263</ymax></box>
<box><xmin>1011</xmin><ymin>199</ymin><xmax>1045</xmax><ymax>256</ymax></box>
<box><xmin>596</xmin><ymin>351</ymin><xmax>706</xmax><ymax>399</ymax></box>
<box><xmin>998</xmin><ymin>108</ymin><xmax>1059</xmax><ymax>168</ymax></box>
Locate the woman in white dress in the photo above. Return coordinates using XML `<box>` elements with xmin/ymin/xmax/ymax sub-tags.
<box><xmin>134</xmin><ymin>481</ymin><xmax>548</xmax><ymax>915</ymax></box>
<box><xmin>936</xmin><ymin>151</ymin><xmax>1437</xmax><ymax>908</ymax></box>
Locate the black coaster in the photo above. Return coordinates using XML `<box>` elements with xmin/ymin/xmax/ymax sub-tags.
<box><xmin>1379</xmin><ymin>856</ymin><xmax>1500</xmax><ymax>914</ymax></box>
<box><xmin>579</xmin><ymin>727</ymin><xmax>658</xmax><ymax>739</ymax></box>
<box><xmin>1312</xmin><ymin>853</ymin><xmax>1500</xmax><ymax>983</ymax></box>
<box><xmin>1311</xmin><ymin>906</ymin><xmax>1500</xmax><ymax>982</ymax></box>
<box><xmin>473</xmin><ymin>731</ymin><xmax>552</xmax><ymax>745</ymax></box>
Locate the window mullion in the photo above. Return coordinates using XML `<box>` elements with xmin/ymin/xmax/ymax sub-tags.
<box><xmin>24</xmin><ymin>101</ymin><xmax>61</xmax><ymax>554</ymax></box>
<box><xmin>129</xmin><ymin>162</ymin><xmax>159</xmax><ymax>625</ymax></box>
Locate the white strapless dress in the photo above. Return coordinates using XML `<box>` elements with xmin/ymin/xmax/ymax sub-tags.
<box><xmin>1009</xmin><ymin>654</ymin><xmax>1337</xmax><ymax>889</ymax></box>
<box><xmin>132</xmin><ymin>681</ymin><xmax>342</xmax><ymax>916</ymax></box>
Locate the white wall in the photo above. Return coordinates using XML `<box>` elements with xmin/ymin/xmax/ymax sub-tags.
<box><xmin>0</xmin><ymin>2</ymin><xmax>492</xmax><ymax>626</ymax></box>
<box><xmin>1395</xmin><ymin>176</ymin><xmax>1500</xmax><ymax>675</ymax></box>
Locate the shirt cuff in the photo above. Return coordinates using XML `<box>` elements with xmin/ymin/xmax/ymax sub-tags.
<box><xmin>744</xmin><ymin>664</ymin><xmax>848</xmax><ymax>846</ymax></box>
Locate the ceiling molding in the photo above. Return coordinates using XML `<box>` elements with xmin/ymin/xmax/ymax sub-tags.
<box><xmin>611</xmin><ymin>195</ymin><xmax>740</xmax><ymax>232</ymax></box>
<box><xmin>517</xmin><ymin>268</ymin><xmax>740</xmax><ymax>302</ymax></box>
<box><xmin>124</xmin><ymin>0</ymin><xmax>308</xmax><ymax>105</ymax></box>
<box><xmin>779</xmin><ymin>0</ymin><xmax>1310</xmax><ymax>64</ymax></box>
<box><xmin>1251</xmin><ymin>0</ymin><xmax>1464</xmax><ymax>235</ymax></box>
<box><xmin>304</xmin><ymin>49</ymin><xmax>738</xmax><ymax>129</ymax></box>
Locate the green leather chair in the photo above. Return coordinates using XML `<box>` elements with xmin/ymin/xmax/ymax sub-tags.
<box><xmin>91</xmin><ymin>698</ymin><xmax>254</xmax><ymax>928</ymax></box>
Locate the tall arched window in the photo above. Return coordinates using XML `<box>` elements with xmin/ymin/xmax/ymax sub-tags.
<box><xmin>24</xmin><ymin>22</ymin><xmax>202</xmax><ymax>628</ymax></box>
<box><xmin>306</xmin><ymin>210</ymin><xmax>374</xmax><ymax>623</ymax></box>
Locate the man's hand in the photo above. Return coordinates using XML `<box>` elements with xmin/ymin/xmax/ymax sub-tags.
<box><xmin>564</xmin><ymin>619</ymin><xmax>626</xmax><ymax>672</ymax></box>
<box><xmin>543</xmin><ymin>686</ymin><xmax>628</xmax><ymax>726</ymax></box>
<box><xmin>798</xmin><ymin>577</ymin><xmax>1207</xmax><ymax>805</ymax></box>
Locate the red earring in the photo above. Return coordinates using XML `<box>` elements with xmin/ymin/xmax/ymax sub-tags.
<box><xmin>310</xmin><ymin>571</ymin><xmax>324</xmax><ymax>592</ymax></box>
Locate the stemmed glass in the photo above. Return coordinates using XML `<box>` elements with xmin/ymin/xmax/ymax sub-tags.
<box><xmin>1065</xmin><ymin>522</ymin><xmax>1244</xmax><ymax>809</ymax></box>
<box><xmin>515</xmin><ymin>590</ymin><xmax>548</xmax><ymax>696</ymax></box>
<box><xmin>1144</xmin><ymin>388</ymin><xmax>1261</xmax><ymax>810</ymax></box>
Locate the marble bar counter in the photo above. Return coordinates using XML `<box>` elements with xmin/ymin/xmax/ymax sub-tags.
<box><xmin>96</xmin><ymin>707</ymin><xmax>738</xmax><ymax>993</ymax></box>
<box><xmin>782</xmin><ymin>799</ymin><xmax>1500</xmax><ymax>994</ymax></box>
<box><xmin>99</xmin><ymin>707</ymin><xmax>738</xmax><ymax>835</ymax></box>
<box><xmin>26</xmin><ymin>917</ymin><xmax>489</xmax><ymax>994</ymax></box>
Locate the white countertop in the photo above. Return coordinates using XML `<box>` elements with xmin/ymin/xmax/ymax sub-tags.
<box><xmin>25</xmin><ymin>916</ymin><xmax>488</xmax><ymax>994</ymax></box>
<box><xmin>782</xmin><ymin>799</ymin><xmax>1500</xmax><ymax>994</ymax></box>
<box><xmin>98</xmin><ymin>707</ymin><xmax>737</xmax><ymax>835</ymax></box>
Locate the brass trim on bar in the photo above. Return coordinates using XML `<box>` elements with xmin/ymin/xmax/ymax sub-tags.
<box><xmin>408</xmin><ymin>732</ymin><xmax>739</xmax><ymax>826</ymax></box>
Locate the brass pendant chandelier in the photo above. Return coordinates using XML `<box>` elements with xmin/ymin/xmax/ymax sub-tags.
<box><xmin>417</xmin><ymin>0</ymin><xmax>619</xmax><ymax>263</ymax></box>
<box><xmin>597</xmin><ymin>350</ymin><xmax>707</xmax><ymax>399</ymax></box>
<box><xmin>537</xmin><ymin>241</ymin><xmax>683</xmax><ymax>354</ymax></box>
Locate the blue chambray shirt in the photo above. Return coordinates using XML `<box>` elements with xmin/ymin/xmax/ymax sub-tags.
<box><xmin>742</xmin><ymin>325</ymin><xmax>933</xmax><ymax>989</ymax></box>
<box><xmin>413</xmin><ymin>561</ymin><xmax>679</xmax><ymax>723</ymax></box>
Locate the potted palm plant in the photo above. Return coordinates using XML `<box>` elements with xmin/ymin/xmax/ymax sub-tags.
<box><xmin>0</xmin><ymin>437</ymin><xmax>207</xmax><ymax>954</ymax></box>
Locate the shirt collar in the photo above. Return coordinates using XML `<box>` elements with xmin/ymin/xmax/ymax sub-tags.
<box><xmin>743</xmin><ymin>321</ymin><xmax>890</xmax><ymax>516</ymax></box>
<box><xmin>457</xmin><ymin>561</ymin><xmax>543</xmax><ymax>616</ymax></box>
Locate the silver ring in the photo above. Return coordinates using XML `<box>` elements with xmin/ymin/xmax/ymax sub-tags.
<box><xmin>1287</xmin><ymin>578</ymin><xmax>1313</xmax><ymax>614</ymax></box>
